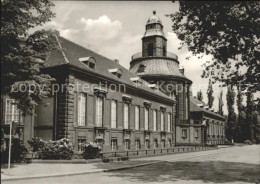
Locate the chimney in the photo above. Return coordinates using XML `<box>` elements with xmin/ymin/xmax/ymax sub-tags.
<box><xmin>114</xmin><ymin>59</ymin><xmax>119</xmax><ymax>64</ymax></box>
<box><xmin>179</xmin><ymin>66</ymin><xmax>184</xmax><ymax>74</ymax></box>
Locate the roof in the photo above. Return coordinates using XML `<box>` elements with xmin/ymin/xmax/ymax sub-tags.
<box><xmin>190</xmin><ymin>96</ymin><xmax>225</xmax><ymax>120</ymax></box>
<box><xmin>147</xmin><ymin>15</ymin><xmax>162</xmax><ymax>25</ymax></box>
<box><xmin>143</xmin><ymin>29</ymin><xmax>165</xmax><ymax>39</ymax></box>
<box><xmin>46</xmin><ymin>36</ymin><xmax>173</xmax><ymax>102</ymax></box>
<box><xmin>129</xmin><ymin>57</ymin><xmax>191</xmax><ymax>82</ymax></box>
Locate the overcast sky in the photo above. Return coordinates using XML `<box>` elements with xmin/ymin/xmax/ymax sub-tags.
<box><xmin>42</xmin><ymin>1</ymin><xmax>258</xmax><ymax>115</ymax></box>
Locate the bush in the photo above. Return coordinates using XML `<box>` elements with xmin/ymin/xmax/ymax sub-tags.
<box><xmin>82</xmin><ymin>142</ymin><xmax>101</xmax><ymax>159</ymax></box>
<box><xmin>28</xmin><ymin>137</ymin><xmax>46</xmax><ymax>152</ymax></box>
<box><xmin>40</xmin><ymin>138</ymin><xmax>74</xmax><ymax>160</ymax></box>
<box><xmin>244</xmin><ymin>140</ymin><xmax>252</xmax><ymax>145</ymax></box>
<box><xmin>102</xmin><ymin>155</ymin><xmax>111</xmax><ymax>163</ymax></box>
<box><xmin>1</xmin><ymin>138</ymin><xmax>28</xmax><ymax>163</ymax></box>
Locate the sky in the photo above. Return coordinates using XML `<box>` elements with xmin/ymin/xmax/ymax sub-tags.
<box><xmin>42</xmin><ymin>1</ymin><xmax>257</xmax><ymax>115</ymax></box>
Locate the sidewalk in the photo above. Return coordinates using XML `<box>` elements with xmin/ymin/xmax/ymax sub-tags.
<box><xmin>1</xmin><ymin>147</ymin><xmax>235</xmax><ymax>182</ymax></box>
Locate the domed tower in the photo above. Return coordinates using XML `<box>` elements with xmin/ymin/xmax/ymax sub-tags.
<box><xmin>130</xmin><ymin>11</ymin><xmax>193</xmax><ymax>146</ymax></box>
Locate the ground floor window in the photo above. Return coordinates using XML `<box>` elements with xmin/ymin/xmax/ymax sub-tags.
<box><xmin>77</xmin><ymin>139</ymin><xmax>86</xmax><ymax>153</ymax></box>
<box><xmin>135</xmin><ymin>139</ymin><xmax>141</xmax><ymax>150</ymax></box>
<box><xmin>124</xmin><ymin>140</ymin><xmax>130</xmax><ymax>150</ymax></box>
<box><xmin>182</xmin><ymin>129</ymin><xmax>187</xmax><ymax>138</ymax></box>
<box><xmin>145</xmin><ymin>140</ymin><xmax>150</xmax><ymax>149</ymax></box>
<box><xmin>111</xmin><ymin>139</ymin><xmax>118</xmax><ymax>150</ymax></box>
<box><xmin>95</xmin><ymin>139</ymin><xmax>104</xmax><ymax>149</ymax></box>
<box><xmin>195</xmin><ymin>129</ymin><xmax>199</xmax><ymax>138</ymax></box>
<box><xmin>161</xmin><ymin>140</ymin><xmax>166</xmax><ymax>148</ymax></box>
<box><xmin>168</xmin><ymin>139</ymin><xmax>172</xmax><ymax>147</ymax></box>
<box><xmin>153</xmin><ymin>139</ymin><xmax>158</xmax><ymax>148</ymax></box>
<box><xmin>5</xmin><ymin>98</ymin><xmax>20</xmax><ymax>124</ymax></box>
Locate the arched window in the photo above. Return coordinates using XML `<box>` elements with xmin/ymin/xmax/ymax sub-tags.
<box><xmin>148</xmin><ymin>43</ymin><xmax>153</xmax><ymax>56</ymax></box>
<box><xmin>163</xmin><ymin>46</ymin><xmax>166</xmax><ymax>56</ymax></box>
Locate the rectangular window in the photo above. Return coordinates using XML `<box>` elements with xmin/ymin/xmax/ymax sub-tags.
<box><xmin>111</xmin><ymin>139</ymin><xmax>118</xmax><ymax>150</ymax></box>
<box><xmin>144</xmin><ymin>107</ymin><xmax>149</xmax><ymax>130</ymax></box>
<box><xmin>153</xmin><ymin>139</ymin><xmax>158</xmax><ymax>148</ymax></box>
<box><xmin>168</xmin><ymin>139</ymin><xmax>172</xmax><ymax>147</ymax></box>
<box><xmin>161</xmin><ymin>112</ymin><xmax>164</xmax><ymax>131</ymax></box>
<box><xmin>135</xmin><ymin>139</ymin><xmax>141</xmax><ymax>150</ymax></box>
<box><xmin>195</xmin><ymin>129</ymin><xmax>199</xmax><ymax>138</ymax></box>
<box><xmin>77</xmin><ymin>139</ymin><xmax>86</xmax><ymax>153</ymax></box>
<box><xmin>111</xmin><ymin>100</ymin><xmax>117</xmax><ymax>128</ymax></box>
<box><xmin>145</xmin><ymin>140</ymin><xmax>150</xmax><ymax>149</ymax></box>
<box><xmin>124</xmin><ymin>103</ymin><xmax>129</xmax><ymax>129</ymax></box>
<box><xmin>161</xmin><ymin>140</ymin><xmax>166</xmax><ymax>148</ymax></box>
<box><xmin>135</xmin><ymin>106</ymin><xmax>140</xmax><ymax>130</ymax></box>
<box><xmin>5</xmin><ymin>99</ymin><xmax>20</xmax><ymax>124</ymax></box>
<box><xmin>96</xmin><ymin>96</ymin><xmax>103</xmax><ymax>127</ymax></box>
<box><xmin>96</xmin><ymin>139</ymin><xmax>104</xmax><ymax>149</ymax></box>
<box><xmin>167</xmin><ymin>113</ymin><xmax>171</xmax><ymax>132</ymax></box>
<box><xmin>153</xmin><ymin>110</ymin><xmax>157</xmax><ymax>131</ymax></box>
<box><xmin>78</xmin><ymin>93</ymin><xmax>86</xmax><ymax>126</ymax></box>
<box><xmin>124</xmin><ymin>140</ymin><xmax>130</xmax><ymax>150</ymax></box>
<box><xmin>182</xmin><ymin>129</ymin><xmax>187</xmax><ymax>138</ymax></box>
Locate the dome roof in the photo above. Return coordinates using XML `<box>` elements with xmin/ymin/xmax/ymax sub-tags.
<box><xmin>147</xmin><ymin>10</ymin><xmax>162</xmax><ymax>25</ymax></box>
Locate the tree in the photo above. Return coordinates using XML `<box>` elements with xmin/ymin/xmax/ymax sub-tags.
<box><xmin>207</xmin><ymin>79</ymin><xmax>214</xmax><ymax>108</ymax></box>
<box><xmin>236</xmin><ymin>89</ymin><xmax>245</xmax><ymax>142</ymax></box>
<box><xmin>226</xmin><ymin>86</ymin><xmax>237</xmax><ymax>141</ymax></box>
<box><xmin>245</xmin><ymin>92</ymin><xmax>255</xmax><ymax>142</ymax></box>
<box><xmin>168</xmin><ymin>1</ymin><xmax>260</xmax><ymax>93</ymax></box>
<box><xmin>1</xmin><ymin>0</ymin><xmax>59</xmax><ymax>114</ymax></box>
<box><xmin>218</xmin><ymin>90</ymin><xmax>224</xmax><ymax>116</ymax></box>
<box><xmin>197</xmin><ymin>90</ymin><xmax>203</xmax><ymax>101</ymax></box>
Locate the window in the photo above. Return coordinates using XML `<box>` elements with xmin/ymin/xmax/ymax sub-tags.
<box><xmin>79</xmin><ymin>57</ymin><xmax>96</xmax><ymax>69</ymax></box>
<box><xmin>145</xmin><ymin>140</ymin><xmax>150</xmax><ymax>149</ymax></box>
<box><xmin>135</xmin><ymin>139</ymin><xmax>141</xmax><ymax>150</ymax></box>
<box><xmin>135</xmin><ymin>106</ymin><xmax>140</xmax><ymax>130</ymax></box>
<box><xmin>124</xmin><ymin>103</ymin><xmax>129</xmax><ymax>129</ymax></box>
<box><xmin>182</xmin><ymin>129</ymin><xmax>187</xmax><ymax>138</ymax></box>
<box><xmin>144</xmin><ymin>107</ymin><xmax>149</xmax><ymax>130</ymax></box>
<box><xmin>96</xmin><ymin>96</ymin><xmax>103</xmax><ymax>127</ymax></box>
<box><xmin>163</xmin><ymin>46</ymin><xmax>166</xmax><ymax>56</ymax></box>
<box><xmin>77</xmin><ymin>139</ymin><xmax>86</xmax><ymax>153</ymax></box>
<box><xmin>111</xmin><ymin>139</ymin><xmax>118</xmax><ymax>150</ymax></box>
<box><xmin>168</xmin><ymin>139</ymin><xmax>172</xmax><ymax>147</ymax></box>
<box><xmin>161</xmin><ymin>112</ymin><xmax>164</xmax><ymax>131</ymax></box>
<box><xmin>137</xmin><ymin>64</ymin><xmax>146</xmax><ymax>73</ymax></box>
<box><xmin>148</xmin><ymin>43</ymin><xmax>153</xmax><ymax>56</ymax></box>
<box><xmin>194</xmin><ymin>120</ymin><xmax>200</xmax><ymax>124</ymax></box>
<box><xmin>153</xmin><ymin>139</ymin><xmax>158</xmax><ymax>148</ymax></box>
<box><xmin>5</xmin><ymin>99</ymin><xmax>20</xmax><ymax>124</ymax></box>
<box><xmin>153</xmin><ymin>110</ymin><xmax>157</xmax><ymax>131</ymax></box>
<box><xmin>78</xmin><ymin>93</ymin><xmax>86</xmax><ymax>126</ymax></box>
<box><xmin>124</xmin><ymin>140</ymin><xmax>130</xmax><ymax>150</ymax></box>
<box><xmin>108</xmin><ymin>68</ymin><xmax>122</xmax><ymax>78</ymax></box>
<box><xmin>167</xmin><ymin>113</ymin><xmax>171</xmax><ymax>132</ymax></box>
<box><xmin>95</xmin><ymin>140</ymin><xmax>104</xmax><ymax>149</ymax></box>
<box><xmin>195</xmin><ymin>129</ymin><xmax>199</xmax><ymax>138</ymax></box>
<box><xmin>161</xmin><ymin>140</ymin><xmax>166</xmax><ymax>148</ymax></box>
<box><xmin>111</xmin><ymin>100</ymin><xmax>117</xmax><ymax>128</ymax></box>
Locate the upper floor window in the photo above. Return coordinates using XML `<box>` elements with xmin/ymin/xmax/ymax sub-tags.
<box><xmin>78</xmin><ymin>93</ymin><xmax>86</xmax><ymax>126</ymax></box>
<box><xmin>144</xmin><ymin>107</ymin><xmax>149</xmax><ymax>130</ymax></box>
<box><xmin>135</xmin><ymin>106</ymin><xmax>140</xmax><ymax>130</ymax></box>
<box><xmin>79</xmin><ymin>57</ymin><xmax>96</xmax><ymax>69</ymax></box>
<box><xmin>124</xmin><ymin>103</ymin><xmax>129</xmax><ymax>129</ymax></box>
<box><xmin>96</xmin><ymin>96</ymin><xmax>103</xmax><ymax>127</ymax></box>
<box><xmin>148</xmin><ymin>43</ymin><xmax>153</xmax><ymax>56</ymax></box>
<box><xmin>163</xmin><ymin>46</ymin><xmax>166</xmax><ymax>56</ymax></box>
<box><xmin>167</xmin><ymin>113</ymin><xmax>171</xmax><ymax>132</ymax></box>
<box><xmin>153</xmin><ymin>110</ymin><xmax>157</xmax><ymax>131</ymax></box>
<box><xmin>161</xmin><ymin>111</ymin><xmax>164</xmax><ymax>131</ymax></box>
<box><xmin>111</xmin><ymin>100</ymin><xmax>117</xmax><ymax>128</ymax></box>
<box><xmin>137</xmin><ymin>64</ymin><xmax>146</xmax><ymax>73</ymax></box>
<box><xmin>182</xmin><ymin>129</ymin><xmax>187</xmax><ymax>138</ymax></box>
<box><xmin>5</xmin><ymin>99</ymin><xmax>20</xmax><ymax>124</ymax></box>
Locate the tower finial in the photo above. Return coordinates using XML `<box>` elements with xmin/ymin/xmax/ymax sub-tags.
<box><xmin>153</xmin><ymin>10</ymin><xmax>156</xmax><ymax>15</ymax></box>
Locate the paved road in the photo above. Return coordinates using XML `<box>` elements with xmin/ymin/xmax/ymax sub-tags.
<box><xmin>3</xmin><ymin>145</ymin><xmax>260</xmax><ymax>184</ymax></box>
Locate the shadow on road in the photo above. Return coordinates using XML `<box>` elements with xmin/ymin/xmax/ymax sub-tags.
<box><xmin>108</xmin><ymin>161</ymin><xmax>260</xmax><ymax>183</ymax></box>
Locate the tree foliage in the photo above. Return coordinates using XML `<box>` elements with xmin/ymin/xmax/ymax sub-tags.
<box><xmin>226</xmin><ymin>86</ymin><xmax>236</xmax><ymax>140</ymax></box>
<box><xmin>218</xmin><ymin>90</ymin><xmax>224</xmax><ymax>116</ymax></box>
<box><xmin>197</xmin><ymin>90</ymin><xmax>203</xmax><ymax>101</ymax></box>
<box><xmin>1</xmin><ymin>0</ymin><xmax>59</xmax><ymax>114</ymax></box>
<box><xmin>168</xmin><ymin>1</ymin><xmax>260</xmax><ymax>93</ymax></box>
<box><xmin>207</xmin><ymin>79</ymin><xmax>214</xmax><ymax>108</ymax></box>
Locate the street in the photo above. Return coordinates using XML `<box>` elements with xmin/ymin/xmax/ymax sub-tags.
<box><xmin>3</xmin><ymin>145</ymin><xmax>260</xmax><ymax>184</ymax></box>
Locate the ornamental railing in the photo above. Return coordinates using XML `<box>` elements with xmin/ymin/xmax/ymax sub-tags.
<box><xmin>131</xmin><ymin>52</ymin><xmax>178</xmax><ymax>61</ymax></box>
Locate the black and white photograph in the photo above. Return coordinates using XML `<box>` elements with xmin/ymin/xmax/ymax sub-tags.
<box><xmin>1</xmin><ymin>1</ymin><xmax>260</xmax><ymax>184</ymax></box>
